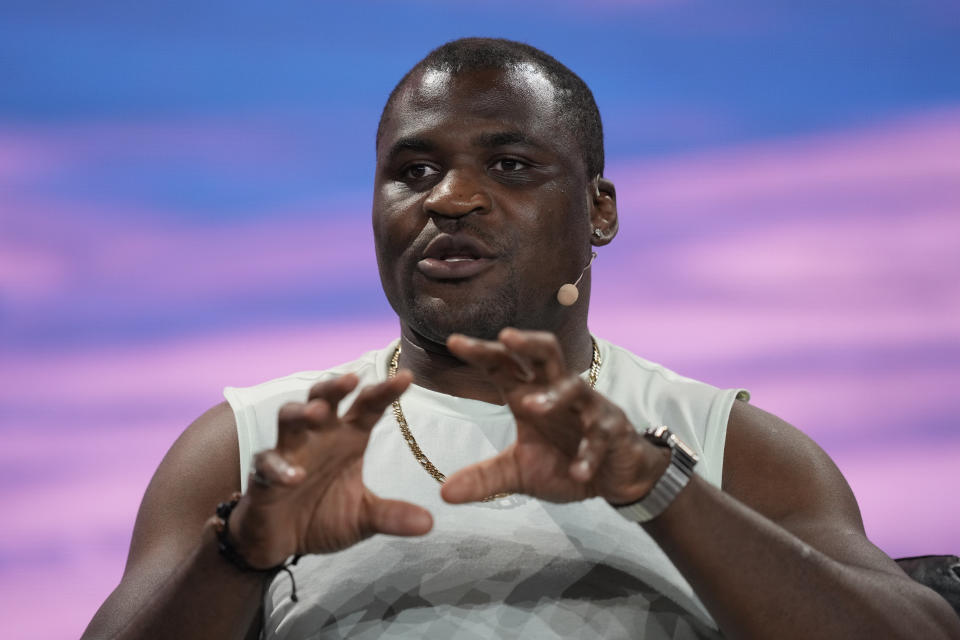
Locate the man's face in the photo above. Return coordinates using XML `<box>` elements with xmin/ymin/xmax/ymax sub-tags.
<box><xmin>373</xmin><ymin>65</ymin><xmax>594</xmax><ymax>343</ymax></box>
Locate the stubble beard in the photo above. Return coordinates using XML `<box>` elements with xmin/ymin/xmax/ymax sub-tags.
<box><xmin>402</xmin><ymin>267</ymin><xmax>522</xmax><ymax>343</ymax></box>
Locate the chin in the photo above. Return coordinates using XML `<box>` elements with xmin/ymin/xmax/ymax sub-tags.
<box><xmin>405</xmin><ymin>287</ymin><xmax>520</xmax><ymax>343</ymax></box>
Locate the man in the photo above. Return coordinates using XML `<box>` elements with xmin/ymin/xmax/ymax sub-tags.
<box><xmin>84</xmin><ymin>38</ymin><xmax>959</xmax><ymax>639</ymax></box>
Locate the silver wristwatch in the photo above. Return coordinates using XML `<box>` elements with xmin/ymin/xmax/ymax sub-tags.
<box><xmin>615</xmin><ymin>425</ymin><xmax>699</xmax><ymax>523</ymax></box>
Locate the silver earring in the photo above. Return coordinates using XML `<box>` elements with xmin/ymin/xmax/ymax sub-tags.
<box><xmin>592</xmin><ymin>228</ymin><xmax>603</xmax><ymax>239</ymax></box>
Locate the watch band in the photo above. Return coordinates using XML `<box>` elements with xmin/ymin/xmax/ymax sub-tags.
<box><xmin>615</xmin><ymin>425</ymin><xmax>699</xmax><ymax>523</ymax></box>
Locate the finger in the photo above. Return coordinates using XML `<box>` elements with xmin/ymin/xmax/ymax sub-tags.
<box><xmin>441</xmin><ymin>449</ymin><xmax>520</xmax><ymax>504</ymax></box>
<box><xmin>520</xmin><ymin>374</ymin><xmax>591</xmax><ymax>418</ymax></box>
<box><xmin>365</xmin><ymin>496</ymin><xmax>433</xmax><ymax>537</ymax></box>
<box><xmin>307</xmin><ymin>373</ymin><xmax>360</xmax><ymax>410</ymax></box>
<box><xmin>248</xmin><ymin>449</ymin><xmax>305</xmax><ymax>498</ymax></box>
<box><xmin>498</xmin><ymin>328</ymin><xmax>566</xmax><ymax>383</ymax></box>
<box><xmin>447</xmin><ymin>334</ymin><xmax>535</xmax><ymax>389</ymax></box>
<box><xmin>276</xmin><ymin>399</ymin><xmax>335</xmax><ymax>450</ymax></box>
<box><xmin>517</xmin><ymin>375</ymin><xmax>592</xmax><ymax>455</ymax></box>
<box><xmin>278</xmin><ymin>399</ymin><xmax>335</xmax><ymax>429</ymax></box>
<box><xmin>342</xmin><ymin>370</ymin><xmax>413</xmax><ymax>431</ymax></box>
<box><xmin>570</xmin><ymin>413</ymin><xmax>618</xmax><ymax>482</ymax></box>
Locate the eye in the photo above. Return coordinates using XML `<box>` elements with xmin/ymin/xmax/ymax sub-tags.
<box><xmin>403</xmin><ymin>163</ymin><xmax>439</xmax><ymax>180</ymax></box>
<box><xmin>491</xmin><ymin>158</ymin><xmax>528</xmax><ymax>172</ymax></box>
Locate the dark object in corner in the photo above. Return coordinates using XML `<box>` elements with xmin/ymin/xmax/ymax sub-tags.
<box><xmin>896</xmin><ymin>555</ymin><xmax>960</xmax><ymax>618</ymax></box>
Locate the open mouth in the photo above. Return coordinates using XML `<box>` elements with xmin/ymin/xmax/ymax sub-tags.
<box><xmin>417</xmin><ymin>234</ymin><xmax>497</xmax><ymax>280</ymax></box>
<box><xmin>417</xmin><ymin>255</ymin><xmax>495</xmax><ymax>279</ymax></box>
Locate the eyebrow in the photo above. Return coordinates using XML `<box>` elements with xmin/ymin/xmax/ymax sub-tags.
<box><xmin>385</xmin><ymin>137</ymin><xmax>436</xmax><ymax>163</ymax></box>
<box><xmin>384</xmin><ymin>130</ymin><xmax>543</xmax><ymax>163</ymax></box>
<box><xmin>472</xmin><ymin>131</ymin><xmax>542</xmax><ymax>150</ymax></box>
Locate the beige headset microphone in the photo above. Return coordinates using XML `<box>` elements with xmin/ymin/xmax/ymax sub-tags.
<box><xmin>556</xmin><ymin>251</ymin><xmax>598</xmax><ymax>306</ymax></box>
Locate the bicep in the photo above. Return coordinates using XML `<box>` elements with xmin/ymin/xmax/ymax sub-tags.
<box><xmin>85</xmin><ymin>401</ymin><xmax>243</xmax><ymax>634</ymax></box>
<box><xmin>721</xmin><ymin>400</ymin><xmax>905</xmax><ymax>577</ymax></box>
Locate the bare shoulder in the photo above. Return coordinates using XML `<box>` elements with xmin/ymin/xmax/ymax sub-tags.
<box><xmin>719</xmin><ymin>400</ymin><xmax>960</xmax><ymax>631</ymax></box>
<box><xmin>84</xmin><ymin>401</ymin><xmax>242</xmax><ymax>635</ymax></box>
<box><xmin>721</xmin><ymin>399</ymin><xmax>904</xmax><ymax>575</ymax></box>
<box><xmin>126</xmin><ymin>401</ymin><xmax>241</xmax><ymax>566</ymax></box>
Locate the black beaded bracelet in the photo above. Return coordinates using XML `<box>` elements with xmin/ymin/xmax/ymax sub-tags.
<box><xmin>214</xmin><ymin>493</ymin><xmax>302</xmax><ymax>602</ymax></box>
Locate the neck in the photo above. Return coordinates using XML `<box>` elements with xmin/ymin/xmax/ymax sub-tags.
<box><xmin>396</xmin><ymin>320</ymin><xmax>595</xmax><ymax>405</ymax></box>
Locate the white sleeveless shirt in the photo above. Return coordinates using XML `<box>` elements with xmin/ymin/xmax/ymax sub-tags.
<box><xmin>224</xmin><ymin>338</ymin><xmax>745</xmax><ymax>639</ymax></box>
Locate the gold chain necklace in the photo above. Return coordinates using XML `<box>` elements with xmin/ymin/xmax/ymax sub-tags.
<box><xmin>387</xmin><ymin>338</ymin><xmax>602</xmax><ymax>502</ymax></box>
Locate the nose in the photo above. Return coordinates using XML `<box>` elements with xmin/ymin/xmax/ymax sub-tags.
<box><xmin>423</xmin><ymin>168</ymin><xmax>491</xmax><ymax>220</ymax></box>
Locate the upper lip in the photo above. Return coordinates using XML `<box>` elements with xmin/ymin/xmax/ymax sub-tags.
<box><xmin>421</xmin><ymin>234</ymin><xmax>497</xmax><ymax>260</ymax></box>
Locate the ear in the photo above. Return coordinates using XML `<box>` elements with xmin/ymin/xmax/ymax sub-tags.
<box><xmin>589</xmin><ymin>176</ymin><xmax>618</xmax><ymax>246</ymax></box>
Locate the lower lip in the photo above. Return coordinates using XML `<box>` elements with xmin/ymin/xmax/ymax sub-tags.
<box><xmin>417</xmin><ymin>257</ymin><xmax>495</xmax><ymax>280</ymax></box>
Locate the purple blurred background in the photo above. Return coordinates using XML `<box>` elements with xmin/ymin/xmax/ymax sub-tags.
<box><xmin>2</xmin><ymin>2</ymin><xmax>959</xmax><ymax>637</ymax></box>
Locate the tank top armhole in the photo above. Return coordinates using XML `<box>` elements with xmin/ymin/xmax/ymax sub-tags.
<box><xmin>701</xmin><ymin>387</ymin><xmax>750</xmax><ymax>488</ymax></box>
<box><xmin>223</xmin><ymin>386</ymin><xmax>256</xmax><ymax>493</ymax></box>
<box><xmin>220</xmin><ymin>343</ymin><xmax>398</xmax><ymax>495</ymax></box>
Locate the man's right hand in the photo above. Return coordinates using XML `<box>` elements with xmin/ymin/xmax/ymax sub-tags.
<box><xmin>228</xmin><ymin>371</ymin><xmax>433</xmax><ymax>568</ymax></box>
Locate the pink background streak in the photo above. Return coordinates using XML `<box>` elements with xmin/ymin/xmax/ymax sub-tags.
<box><xmin>2</xmin><ymin>3</ymin><xmax>960</xmax><ymax>637</ymax></box>
<box><xmin>4</xmin><ymin>110</ymin><xmax>958</xmax><ymax>638</ymax></box>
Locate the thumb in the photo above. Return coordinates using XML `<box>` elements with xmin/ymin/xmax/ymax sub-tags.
<box><xmin>366</xmin><ymin>496</ymin><xmax>433</xmax><ymax>537</ymax></box>
<box><xmin>441</xmin><ymin>450</ymin><xmax>519</xmax><ymax>504</ymax></box>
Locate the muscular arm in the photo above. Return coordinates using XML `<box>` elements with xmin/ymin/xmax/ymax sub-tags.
<box><xmin>83</xmin><ymin>373</ymin><xmax>430</xmax><ymax>640</ymax></box>
<box><xmin>83</xmin><ymin>402</ymin><xmax>267</xmax><ymax>640</ymax></box>
<box><xmin>643</xmin><ymin>399</ymin><xmax>960</xmax><ymax>640</ymax></box>
<box><xmin>443</xmin><ymin>330</ymin><xmax>960</xmax><ymax>640</ymax></box>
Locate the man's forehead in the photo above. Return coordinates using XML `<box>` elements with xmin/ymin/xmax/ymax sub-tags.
<box><xmin>402</xmin><ymin>63</ymin><xmax>558</xmax><ymax>109</ymax></box>
<box><xmin>380</xmin><ymin>64</ymin><xmax>566</xmax><ymax>149</ymax></box>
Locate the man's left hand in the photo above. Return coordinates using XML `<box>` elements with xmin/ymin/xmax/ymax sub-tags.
<box><xmin>442</xmin><ymin>328</ymin><xmax>670</xmax><ymax>506</ymax></box>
